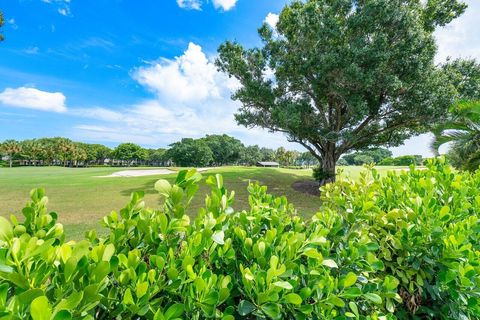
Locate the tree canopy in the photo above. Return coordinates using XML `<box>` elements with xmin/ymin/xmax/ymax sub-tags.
<box><xmin>113</xmin><ymin>143</ymin><xmax>147</xmax><ymax>163</ymax></box>
<box><xmin>167</xmin><ymin>138</ymin><xmax>214</xmax><ymax>167</ymax></box>
<box><xmin>217</xmin><ymin>0</ymin><xmax>467</xmax><ymax>184</ymax></box>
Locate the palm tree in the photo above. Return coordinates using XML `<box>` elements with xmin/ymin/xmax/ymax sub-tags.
<box><xmin>432</xmin><ymin>101</ymin><xmax>480</xmax><ymax>171</ymax></box>
<box><xmin>0</xmin><ymin>140</ymin><xmax>22</xmax><ymax>168</ymax></box>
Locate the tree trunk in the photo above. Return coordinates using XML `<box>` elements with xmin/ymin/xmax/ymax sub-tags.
<box><xmin>319</xmin><ymin>151</ymin><xmax>336</xmax><ymax>186</ymax></box>
<box><xmin>9</xmin><ymin>156</ymin><xmax>12</xmax><ymax>168</ymax></box>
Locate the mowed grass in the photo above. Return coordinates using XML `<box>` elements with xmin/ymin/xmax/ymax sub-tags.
<box><xmin>0</xmin><ymin>165</ymin><xmax>407</xmax><ymax>239</ymax></box>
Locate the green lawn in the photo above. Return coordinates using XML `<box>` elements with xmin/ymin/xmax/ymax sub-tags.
<box><xmin>0</xmin><ymin>165</ymin><xmax>407</xmax><ymax>239</ymax></box>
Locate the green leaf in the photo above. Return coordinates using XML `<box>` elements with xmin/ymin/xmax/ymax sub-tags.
<box><xmin>329</xmin><ymin>296</ymin><xmax>345</xmax><ymax>307</ymax></box>
<box><xmin>364</xmin><ymin>293</ymin><xmax>383</xmax><ymax>304</ymax></box>
<box><xmin>52</xmin><ymin>310</ymin><xmax>72</xmax><ymax>320</ymax></box>
<box><xmin>165</xmin><ymin>303</ymin><xmax>184</xmax><ymax>320</ymax></box>
<box><xmin>344</xmin><ymin>272</ymin><xmax>358</xmax><ymax>288</ymax></box>
<box><xmin>284</xmin><ymin>293</ymin><xmax>302</xmax><ymax>305</ymax></box>
<box><xmin>136</xmin><ymin>282</ymin><xmax>148</xmax><ymax>299</ymax></box>
<box><xmin>53</xmin><ymin>291</ymin><xmax>83</xmax><ymax>315</ymax></box>
<box><xmin>349</xmin><ymin>301</ymin><xmax>359</xmax><ymax>318</ymax></box>
<box><xmin>31</xmin><ymin>296</ymin><xmax>52</xmax><ymax>320</ymax></box>
<box><xmin>0</xmin><ymin>216</ymin><xmax>13</xmax><ymax>242</ymax></box>
<box><xmin>322</xmin><ymin>259</ymin><xmax>338</xmax><ymax>268</ymax></box>
<box><xmin>212</xmin><ymin>230</ymin><xmax>225</xmax><ymax>245</ymax></box>
<box><xmin>155</xmin><ymin>179</ymin><xmax>172</xmax><ymax>196</ymax></box>
<box><xmin>260</xmin><ymin>303</ymin><xmax>280</xmax><ymax>319</ymax></box>
<box><xmin>123</xmin><ymin>288</ymin><xmax>134</xmax><ymax>305</ymax></box>
<box><xmin>102</xmin><ymin>243</ymin><xmax>115</xmax><ymax>262</ymax></box>
<box><xmin>238</xmin><ymin>300</ymin><xmax>256</xmax><ymax>316</ymax></box>
<box><xmin>17</xmin><ymin>289</ymin><xmax>44</xmax><ymax>305</ymax></box>
<box><xmin>273</xmin><ymin>281</ymin><xmax>293</xmax><ymax>290</ymax></box>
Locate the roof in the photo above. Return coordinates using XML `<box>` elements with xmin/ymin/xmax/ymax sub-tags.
<box><xmin>257</xmin><ymin>161</ymin><xmax>280</xmax><ymax>166</ymax></box>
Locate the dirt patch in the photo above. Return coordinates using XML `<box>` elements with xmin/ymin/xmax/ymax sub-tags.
<box><xmin>292</xmin><ymin>180</ymin><xmax>321</xmax><ymax>196</ymax></box>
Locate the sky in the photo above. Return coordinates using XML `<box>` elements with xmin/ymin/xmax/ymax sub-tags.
<box><xmin>0</xmin><ymin>0</ymin><xmax>479</xmax><ymax>156</ymax></box>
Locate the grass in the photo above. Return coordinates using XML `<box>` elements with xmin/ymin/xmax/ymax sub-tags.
<box><xmin>0</xmin><ymin>165</ymin><xmax>408</xmax><ymax>239</ymax></box>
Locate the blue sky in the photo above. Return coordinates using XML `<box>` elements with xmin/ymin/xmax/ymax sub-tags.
<box><xmin>0</xmin><ymin>0</ymin><xmax>479</xmax><ymax>156</ymax></box>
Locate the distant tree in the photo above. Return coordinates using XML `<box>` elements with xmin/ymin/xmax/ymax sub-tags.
<box><xmin>167</xmin><ymin>138</ymin><xmax>213</xmax><ymax>167</ymax></box>
<box><xmin>260</xmin><ymin>147</ymin><xmax>276</xmax><ymax>162</ymax></box>
<box><xmin>147</xmin><ymin>148</ymin><xmax>167</xmax><ymax>166</ymax></box>
<box><xmin>337</xmin><ymin>158</ymin><xmax>348</xmax><ymax>166</ymax></box>
<box><xmin>55</xmin><ymin>138</ymin><xmax>76</xmax><ymax>166</ymax></box>
<box><xmin>113</xmin><ymin>143</ymin><xmax>147</xmax><ymax>166</ymax></box>
<box><xmin>353</xmin><ymin>154</ymin><xmax>375</xmax><ymax>165</ymax></box>
<box><xmin>378</xmin><ymin>155</ymin><xmax>423</xmax><ymax>166</ymax></box>
<box><xmin>284</xmin><ymin>150</ymin><xmax>300</xmax><ymax>166</ymax></box>
<box><xmin>21</xmin><ymin>140</ymin><xmax>45</xmax><ymax>166</ymax></box>
<box><xmin>0</xmin><ymin>140</ymin><xmax>22</xmax><ymax>167</ymax></box>
<box><xmin>202</xmin><ymin>134</ymin><xmax>245</xmax><ymax>165</ymax></box>
<box><xmin>275</xmin><ymin>147</ymin><xmax>287</xmax><ymax>165</ymax></box>
<box><xmin>217</xmin><ymin>0</ymin><xmax>465</xmax><ymax>185</ymax></box>
<box><xmin>89</xmin><ymin>144</ymin><xmax>112</xmax><ymax>165</ymax></box>
<box><xmin>342</xmin><ymin>148</ymin><xmax>392</xmax><ymax>165</ymax></box>
<box><xmin>298</xmin><ymin>151</ymin><xmax>318</xmax><ymax>167</ymax></box>
<box><xmin>241</xmin><ymin>145</ymin><xmax>263</xmax><ymax>166</ymax></box>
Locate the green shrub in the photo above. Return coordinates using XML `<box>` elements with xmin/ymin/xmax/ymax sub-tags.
<box><xmin>0</xmin><ymin>159</ymin><xmax>479</xmax><ymax>319</ymax></box>
<box><xmin>378</xmin><ymin>155</ymin><xmax>423</xmax><ymax>166</ymax></box>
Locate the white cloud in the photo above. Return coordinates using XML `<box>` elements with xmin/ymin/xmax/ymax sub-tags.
<box><xmin>435</xmin><ymin>0</ymin><xmax>480</xmax><ymax>63</ymax></box>
<box><xmin>212</xmin><ymin>0</ymin><xmax>238</xmax><ymax>11</ymax></box>
<box><xmin>7</xmin><ymin>18</ymin><xmax>18</xmax><ymax>30</ymax></box>
<box><xmin>0</xmin><ymin>87</ymin><xmax>67</xmax><ymax>113</ymax></box>
<box><xmin>24</xmin><ymin>47</ymin><xmax>39</xmax><ymax>55</ymax></box>
<box><xmin>133</xmin><ymin>42</ymin><xmax>236</xmax><ymax>103</ymax></box>
<box><xmin>177</xmin><ymin>0</ymin><xmax>202</xmax><ymax>10</ymax></box>
<box><xmin>58</xmin><ymin>8</ymin><xmax>70</xmax><ymax>16</ymax></box>
<box><xmin>41</xmin><ymin>0</ymin><xmax>72</xmax><ymax>16</ymax></box>
<box><xmin>177</xmin><ymin>0</ymin><xmax>238</xmax><ymax>11</ymax></box>
<box><xmin>71</xmin><ymin>42</ymin><xmax>295</xmax><ymax>148</ymax></box>
<box><xmin>265</xmin><ymin>13</ymin><xmax>279</xmax><ymax>29</ymax></box>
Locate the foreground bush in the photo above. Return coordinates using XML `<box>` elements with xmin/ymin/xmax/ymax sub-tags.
<box><xmin>0</xmin><ymin>159</ymin><xmax>479</xmax><ymax>319</ymax></box>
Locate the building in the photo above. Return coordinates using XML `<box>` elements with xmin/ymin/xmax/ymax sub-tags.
<box><xmin>257</xmin><ymin>161</ymin><xmax>280</xmax><ymax>167</ymax></box>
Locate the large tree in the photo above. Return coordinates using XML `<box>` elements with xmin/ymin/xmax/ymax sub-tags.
<box><xmin>202</xmin><ymin>134</ymin><xmax>245</xmax><ymax>165</ymax></box>
<box><xmin>113</xmin><ymin>143</ymin><xmax>146</xmax><ymax>166</ymax></box>
<box><xmin>217</xmin><ymin>0</ymin><xmax>466</xmax><ymax>184</ymax></box>
<box><xmin>167</xmin><ymin>138</ymin><xmax>214</xmax><ymax>167</ymax></box>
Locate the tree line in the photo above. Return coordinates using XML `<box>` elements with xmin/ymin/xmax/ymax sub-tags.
<box><xmin>0</xmin><ymin>135</ymin><xmax>319</xmax><ymax>168</ymax></box>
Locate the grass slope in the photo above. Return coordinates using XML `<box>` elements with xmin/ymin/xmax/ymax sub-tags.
<box><xmin>0</xmin><ymin>166</ymin><xmax>406</xmax><ymax>239</ymax></box>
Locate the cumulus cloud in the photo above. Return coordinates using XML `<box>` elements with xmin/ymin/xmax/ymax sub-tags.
<box><xmin>264</xmin><ymin>13</ymin><xmax>279</xmax><ymax>29</ymax></box>
<box><xmin>72</xmin><ymin>42</ymin><xmax>294</xmax><ymax>148</ymax></box>
<box><xmin>212</xmin><ymin>0</ymin><xmax>238</xmax><ymax>11</ymax></box>
<box><xmin>177</xmin><ymin>0</ymin><xmax>202</xmax><ymax>10</ymax></box>
<box><xmin>177</xmin><ymin>0</ymin><xmax>238</xmax><ymax>11</ymax></box>
<box><xmin>133</xmin><ymin>42</ymin><xmax>238</xmax><ymax>103</ymax></box>
<box><xmin>0</xmin><ymin>87</ymin><xmax>67</xmax><ymax>113</ymax></box>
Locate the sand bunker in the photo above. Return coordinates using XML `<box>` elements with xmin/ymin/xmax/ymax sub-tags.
<box><xmin>98</xmin><ymin>168</ymin><xmax>211</xmax><ymax>178</ymax></box>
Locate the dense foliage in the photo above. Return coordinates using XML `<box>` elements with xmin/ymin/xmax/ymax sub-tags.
<box><xmin>0</xmin><ymin>136</ymin><xmax>307</xmax><ymax>168</ymax></box>
<box><xmin>341</xmin><ymin>149</ymin><xmax>393</xmax><ymax>166</ymax></box>
<box><xmin>377</xmin><ymin>155</ymin><xmax>424</xmax><ymax>167</ymax></box>
<box><xmin>217</xmin><ymin>0</ymin><xmax>468</xmax><ymax>184</ymax></box>
<box><xmin>1</xmin><ymin>159</ymin><xmax>479</xmax><ymax>319</ymax></box>
<box><xmin>433</xmin><ymin>101</ymin><xmax>480</xmax><ymax>172</ymax></box>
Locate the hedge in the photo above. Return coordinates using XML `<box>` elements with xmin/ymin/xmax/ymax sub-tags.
<box><xmin>0</xmin><ymin>159</ymin><xmax>479</xmax><ymax>319</ymax></box>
